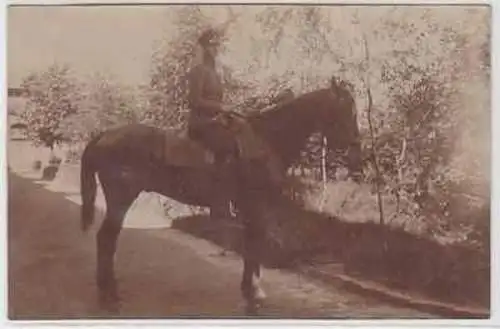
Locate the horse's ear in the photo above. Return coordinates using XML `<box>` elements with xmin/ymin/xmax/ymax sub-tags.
<box><xmin>330</xmin><ymin>76</ymin><xmax>338</xmax><ymax>89</ymax></box>
<box><xmin>339</xmin><ymin>80</ymin><xmax>350</xmax><ymax>91</ymax></box>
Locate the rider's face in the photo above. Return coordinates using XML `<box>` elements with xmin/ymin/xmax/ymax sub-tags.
<box><xmin>205</xmin><ymin>43</ymin><xmax>219</xmax><ymax>58</ymax></box>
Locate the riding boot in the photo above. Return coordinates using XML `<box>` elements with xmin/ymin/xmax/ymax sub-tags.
<box><xmin>211</xmin><ymin>155</ymin><xmax>235</xmax><ymax>221</ymax></box>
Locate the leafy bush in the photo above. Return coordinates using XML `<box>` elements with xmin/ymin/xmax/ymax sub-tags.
<box><xmin>20</xmin><ymin>64</ymin><xmax>81</xmax><ymax>149</ymax></box>
<box><xmin>61</xmin><ymin>73</ymin><xmax>143</xmax><ymax>144</ymax></box>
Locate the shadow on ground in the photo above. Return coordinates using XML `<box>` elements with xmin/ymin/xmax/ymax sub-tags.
<box><xmin>172</xmin><ymin>205</ymin><xmax>489</xmax><ymax>311</ymax></box>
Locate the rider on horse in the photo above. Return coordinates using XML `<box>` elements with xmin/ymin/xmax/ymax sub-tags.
<box><xmin>187</xmin><ymin>27</ymin><xmax>238</xmax><ymax>220</ymax></box>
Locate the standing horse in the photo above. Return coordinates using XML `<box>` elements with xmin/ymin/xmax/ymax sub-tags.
<box><xmin>79</xmin><ymin>79</ymin><xmax>363</xmax><ymax>314</ymax></box>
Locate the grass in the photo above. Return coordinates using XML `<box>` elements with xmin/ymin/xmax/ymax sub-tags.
<box><xmin>173</xmin><ymin>203</ymin><xmax>489</xmax><ymax>309</ymax></box>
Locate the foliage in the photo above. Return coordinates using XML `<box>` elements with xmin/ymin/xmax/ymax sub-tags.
<box><xmin>20</xmin><ymin>64</ymin><xmax>81</xmax><ymax>149</ymax></box>
<box><xmin>61</xmin><ymin>73</ymin><xmax>142</xmax><ymax>143</ymax></box>
<box><xmin>146</xmin><ymin>6</ymin><xmax>203</xmax><ymax>128</ymax></box>
<box><xmin>216</xmin><ymin>6</ymin><xmax>489</xmax><ymax>248</ymax></box>
<box><xmin>354</xmin><ymin>8</ymin><xmax>490</xmax><ymax>244</ymax></box>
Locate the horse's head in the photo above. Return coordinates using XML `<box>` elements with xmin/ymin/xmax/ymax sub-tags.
<box><xmin>249</xmin><ymin>80</ymin><xmax>364</xmax><ymax>182</ymax></box>
<box><xmin>320</xmin><ymin>78</ymin><xmax>363</xmax><ymax>182</ymax></box>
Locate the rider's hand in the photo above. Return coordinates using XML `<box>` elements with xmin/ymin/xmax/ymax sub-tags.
<box><xmin>222</xmin><ymin>105</ymin><xmax>235</xmax><ymax>114</ymax></box>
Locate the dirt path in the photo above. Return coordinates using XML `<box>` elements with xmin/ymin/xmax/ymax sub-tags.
<box><xmin>8</xmin><ymin>171</ymin><xmax>434</xmax><ymax>319</ymax></box>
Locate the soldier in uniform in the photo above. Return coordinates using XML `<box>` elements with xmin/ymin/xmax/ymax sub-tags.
<box><xmin>187</xmin><ymin>28</ymin><xmax>238</xmax><ymax>220</ymax></box>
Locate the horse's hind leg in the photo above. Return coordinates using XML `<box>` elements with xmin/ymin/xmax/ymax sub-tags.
<box><xmin>96</xmin><ymin>176</ymin><xmax>139</xmax><ymax>312</ymax></box>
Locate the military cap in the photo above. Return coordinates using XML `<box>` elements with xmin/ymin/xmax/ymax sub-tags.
<box><xmin>198</xmin><ymin>28</ymin><xmax>222</xmax><ymax>47</ymax></box>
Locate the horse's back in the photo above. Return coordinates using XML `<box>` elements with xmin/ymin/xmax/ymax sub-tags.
<box><xmin>91</xmin><ymin>124</ymin><xmax>213</xmax><ymax>168</ymax></box>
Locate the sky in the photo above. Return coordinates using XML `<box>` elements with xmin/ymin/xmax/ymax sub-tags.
<box><xmin>7</xmin><ymin>5</ymin><xmax>240</xmax><ymax>88</ymax></box>
<box><xmin>7</xmin><ymin>5</ymin><xmax>178</xmax><ymax>87</ymax></box>
<box><xmin>8</xmin><ymin>4</ymin><xmax>488</xmax><ymax>89</ymax></box>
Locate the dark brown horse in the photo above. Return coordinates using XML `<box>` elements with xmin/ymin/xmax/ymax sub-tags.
<box><xmin>79</xmin><ymin>79</ymin><xmax>363</xmax><ymax>315</ymax></box>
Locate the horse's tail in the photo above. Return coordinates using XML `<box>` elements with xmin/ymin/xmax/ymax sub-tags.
<box><xmin>80</xmin><ymin>135</ymin><xmax>101</xmax><ymax>232</ymax></box>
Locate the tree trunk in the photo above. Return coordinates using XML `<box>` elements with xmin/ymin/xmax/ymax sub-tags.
<box><xmin>362</xmin><ymin>33</ymin><xmax>385</xmax><ymax>226</ymax></box>
<box><xmin>394</xmin><ymin>137</ymin><xmax>407</xmax><ymax>216</ymax></box>
<box><xmin>318</xmin><ymin>136</ymin><xmax>328</xmax><ymax>212</ymax></box>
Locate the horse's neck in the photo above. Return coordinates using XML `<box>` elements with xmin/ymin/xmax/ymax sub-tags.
<box><xmin>252</xmin><ymin>101</ymin><xmax>320</xmax><ymax>168</ymax></box>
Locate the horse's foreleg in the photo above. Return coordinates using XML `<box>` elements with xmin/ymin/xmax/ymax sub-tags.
<box><xmin>242</xmin><ymin>260</ymin><xmax>266</xmax><ymax>313</ymax></box>
<box><xmin>241</xmin><ymin>214</ymin><xmax>266</xmax><ymax>315</ymax></box>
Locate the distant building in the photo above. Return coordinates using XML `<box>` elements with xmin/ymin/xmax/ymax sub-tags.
<box><xmin>7</xmin><ymin>87</ymin><xmax>28</xmax><ymax>140</ymax></box>
<box><xmin>8</xmin><ymin>87</ymin><xmax>25</xmax><ymax>98</ymax></box>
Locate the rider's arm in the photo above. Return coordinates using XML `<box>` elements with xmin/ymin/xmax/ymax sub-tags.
<box><xmin>188</xmin><ymin>66</ymin><xmax>224</xmax><ymax>116</ymax></box>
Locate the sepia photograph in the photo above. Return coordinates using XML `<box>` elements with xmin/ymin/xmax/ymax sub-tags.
<box><xmin>6</xmin><ymin>2</ymin><xmax>492</xmax><ymax>321</ymax></box>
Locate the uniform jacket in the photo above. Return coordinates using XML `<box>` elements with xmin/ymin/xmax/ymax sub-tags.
<box><xmin>187</xmin><ymin>62</ymin><xmax>224</xmax><ymax>126</ymax></box>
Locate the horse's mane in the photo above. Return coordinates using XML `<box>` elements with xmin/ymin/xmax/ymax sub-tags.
<box><xmin>248</xmin><ymin>87</ymin><xmax>330</xmax><ymax>128</ymax></box>
<box><xmin>244</xmin><ymin>88</ymin><xmax>333</xmax><ymax>167</ymax></box>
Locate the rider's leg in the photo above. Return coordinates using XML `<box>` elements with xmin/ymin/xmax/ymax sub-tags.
<box><xmin>210</xmin><ymin>122</ymin><xmax>239</xmax><ymax>220</ymax></box>
<box><xmin>189</xmin><ymin>121</ymin><xmax>238</xmax><ymax>220</ymax></box>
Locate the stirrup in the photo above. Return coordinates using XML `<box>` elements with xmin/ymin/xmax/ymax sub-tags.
<box><xmin>229</xmin><ymin>201</ymin><xmax>237</xmax><ymax>217</ymax></box>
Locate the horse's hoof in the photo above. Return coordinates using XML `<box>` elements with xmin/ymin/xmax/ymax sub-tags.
<box><xmin>254</xmin><ymin>287</ymin><xmax>267</xmax><ymax>303</ymax></box>
<box><xmin>242</xmin><ymin>285</ymin><xmax>266</xmax><ymax>303</ymax></box>
<box><xmin>242</xmin><ymin>286</ymin><xmax>266</xmax><ymax>316</ymax></box>
<box><xmin>98</xmin><ymin>293</ymin><xmax>121</xmax><ymax>315</ymax></box>
<box><xmin>245</xmin><ymin>301</ymin><xmax>261</xmax><ymax>316</ymax></box>
<box><xmin>100</xmin><ymin>300</ymin><xmax>121</xmax><ymax>315</ymax></box>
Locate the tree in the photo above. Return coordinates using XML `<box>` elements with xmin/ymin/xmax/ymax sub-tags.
<box><xmin>225</xmin><ymin>6</ymin><xmax>489</xmax><ymax>243</ymax></box>
<box><xmin>146</xmin><ymin>5</ymin><xmax>247</xmax><ymax>129</ymax></box>
<box><xmin>21</xmin><ymin>63</ymin><xmax>81</xmax><ymax>150</ymax></box>
<box><xmin>350</xmin><ymin>6</ymin><xmax>490</xmax><ymax>241</ymax></box>
<box><xmin>61</xmin><ymin>73</ymin><xmax>141</xmax><ymax>143</ymax></box>
<box><xmin>147</xmin><ymin>6</ymin><xmax>209</xmax><ymax>128</ymax></box>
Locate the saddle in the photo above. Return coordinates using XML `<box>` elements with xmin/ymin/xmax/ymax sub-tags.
<box><xmin>154</xmin><ymin>128</ymin><xmax>214</xmax><ymax>168</ymax></box>
<box><xmin>155</xmin><ymin>120</ymin><xmax>284</xmax><ymax>184</ymax></box>
<box><xmin>157</xmin><ymin>120</ymin><xmax>267</xmax><ymax>167</ymax></box>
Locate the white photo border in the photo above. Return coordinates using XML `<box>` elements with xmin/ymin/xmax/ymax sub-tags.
<box><xmin>1</xmin><ymin>0</ymin><xmax>497</xmax><ymax>328</ymax></box>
